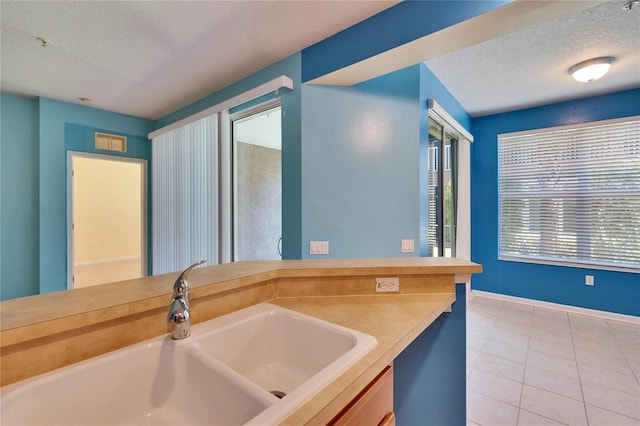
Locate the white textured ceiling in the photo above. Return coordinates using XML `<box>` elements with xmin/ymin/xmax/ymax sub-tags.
<box><xmin>1</xmin><ymin>1</ymin><xmax>638</xmax><ymax>120</ymax></box>
<box><xmin>235</xmin><ymin>106</ymin><xmax>282</xmax><ymax>151</ymax></box>
<box><xmin>425</xmin><ymin>1</ymin><xmax>640</xmax><ymax>117</ymax></box>
<box><xmin>0</xmin><ymin>0</ymin><xmax>398</xmax><ymax>119</ymax></box>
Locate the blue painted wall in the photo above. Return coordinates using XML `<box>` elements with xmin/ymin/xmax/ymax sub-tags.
<box><xmin>156</xmin><ymin>53</ymin><xmax>303</xmax><ymax>260</ymax></box>
<box><xmin>395</xmin><ymin>284</ymin><xmax>467</xmax><ymax>425</ymax></box>
<box><xmin>1</xmin><ymin>94</ymin><xmax>40</xmax><ymax>300</ymax></box>
<box><xmin>299</xmin><ymin>63</ymin><xmax>472</xmax><ymax>260</ymax></box>
<box><xmin>300</xmin><ymin>66</ymin><xmax>421</xmax><ymax>258</ymax></box>
<box><xmin>301</xmin><ymin>64</ymin><xmax>470</xmax><ymax>423</ymax></box>
<box><xmin>301</xmin><ymin>0</ymin><xmax>513</xmax><ymax>82</ymax></box>
<box><xmin>471</xmin><ymin>89</ymin><xmax>640</xmax><ymax>316</ymax></box>
<box><xmin>35</xmin><ymin>98</ymin><xmax>155</xmax><ymax>296</ymax></box>
<box><xmin>1</xmin><ymin>95</ymin><xmax>155</xmax><ymax>300</ymax></box>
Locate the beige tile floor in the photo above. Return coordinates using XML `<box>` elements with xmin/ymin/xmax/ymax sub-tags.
<box><xmin>74</xmin><ymin>258</ymin><xmax>142</xmax><ymax>288</ymax></box>
<box><xmin>467</xmin><ymin>295</ymin><xmax>640</xmax><ymax>426</ymax></box>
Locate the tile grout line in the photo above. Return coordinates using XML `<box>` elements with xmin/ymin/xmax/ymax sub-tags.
<box><xmin>525</xmin><ymin>349</ymin><xmax>580</xmax><ymax>381</ymax></box>
<box><xmin>524</xmin><ymin>307</ymin><xmax>590</xmax><ymax>424</ymax></box>
<box><xmin>519</xmin><ymin>407</ymin><xmax>572</xmax><ymax>426</ymax></box>
<box><xmin>514</xmin><ymin>305</ymin><xmax>534</xmax><ymax>426</ymax></box>
<box><xmin>568</xmin><ymin>310</ymin><xmax>592</xmax><ymax>426</ymax></box>
<box><xmin>467</xmin><ymin>300</ymin><xmax>503</xmax><ymax>426</ymax></box>
<box><xmin>605</xmin><ymin>317</ymin><xmax>640</xmax><ymax>388</ymax></box>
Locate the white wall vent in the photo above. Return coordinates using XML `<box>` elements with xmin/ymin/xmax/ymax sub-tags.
<box><xmin>95</xmin><ymin>132</ymin><xmax>127</xmax><ymax>152</ymax></box>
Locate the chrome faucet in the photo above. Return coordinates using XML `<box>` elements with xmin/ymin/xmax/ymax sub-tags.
<box><xmin>168</xmin><ymin>260</ymin><xmax>206</xmax><ymax>339</ymax></box>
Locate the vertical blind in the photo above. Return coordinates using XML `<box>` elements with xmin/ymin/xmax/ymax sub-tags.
<box><xmin>498</xmin><ymin>117</ymin><xmax>640</xmax><ymax>270</ymax></box>
<box><xmin>152</xmin><ymin>114</ymin><xmax>218</xmax><ymax>274</ymax></box>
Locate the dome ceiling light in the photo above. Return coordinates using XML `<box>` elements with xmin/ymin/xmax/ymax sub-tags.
<box><xmin>568</xmin><ymin>57</ymin><xmax>615</xmax><ymax>82</ymax></box>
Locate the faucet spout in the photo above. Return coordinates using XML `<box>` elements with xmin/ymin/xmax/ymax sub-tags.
<box><xmin>168</xmin><ymin>260</ymin><xmax>206</xmax><ymax>340</ymax></box>
<box><xmin>168</xmin><ymin>298</ymin><xmax>191</xmax><ymax>339</ymax></box>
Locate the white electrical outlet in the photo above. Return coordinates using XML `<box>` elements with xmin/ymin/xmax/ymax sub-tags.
<box><xmin>309</xmin><ymin>240</ymin><xmax>329</xmax><ymax>255</ymax></box>
<box><xmin>585</xmin><ymin>275</ymin><xmax>594</xmax><ymax>286</ymax></box>
<box><xmin>376</xmin><ymin>277</ymin><xmax>399</xmax><ymax>292</ymax></box>
<box><xmin>401</xmin><ymin>239</ymin><xmax>414</xmax><ymax>253</ymax></box>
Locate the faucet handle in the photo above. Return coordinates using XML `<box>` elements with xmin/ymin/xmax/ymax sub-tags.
<box><xmin>172</xmin><ymin>260</ymin><xmax>206</xmax><ymax>298</ymax></box>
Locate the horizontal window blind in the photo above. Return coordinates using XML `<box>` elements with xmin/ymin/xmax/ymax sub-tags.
<box><xmin>498</xmin><ymin>117</ymin><xmax>640</xmax><ymax>270</ymax></box>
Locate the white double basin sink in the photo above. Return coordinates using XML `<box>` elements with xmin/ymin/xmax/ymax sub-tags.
<box><xmin>1</xmin><ymin>303</ymin><xmax>377</xmax><ymax>425</ymax></box>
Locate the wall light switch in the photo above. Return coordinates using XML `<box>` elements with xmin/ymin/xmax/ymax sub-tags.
<box><xmin>401</xmin><ymin>239</ymin><xmax>414</xmax><ymax>253</ymax></box>
<box><xmin>310</xmin><ymin>240</ymin><xmax>329</xmax><ymax>255</ymax></box>
<box><xmin>585</xmin><ymin>275</ymin><xmax>594</xmax><ymax>286</ymax></box>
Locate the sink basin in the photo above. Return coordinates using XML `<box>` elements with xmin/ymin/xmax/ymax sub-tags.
<box><xmin>190</xmin><ymin>303</ymin><xmax>377</xmax><ymax>425</ymax></box>
<box><xmin>1</xmin><ymin>303</ymin><xmax>376</xmax><ymax>425</ymax></box>
<box><xmin>194</xmin><ymin>303</ymin><xmax>375</xmax><ymax>395</ymax></box>
<box><xmin>1</xmin><ymin>337</ymin><xmax>275</xmax><ymax>426</ymax></box>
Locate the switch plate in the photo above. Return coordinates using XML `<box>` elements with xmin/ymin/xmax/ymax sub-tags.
<box><xmin>309</xmin><ymin>240</ymin><xmax>329</xmax><ymax>255</ymax></box>
<box><xmin>376</xmin><ymin>277</ymin><xmax>399</xmax><ymax>292</ymax></box>
<box><xmin>401</xmin><ymin>239</ymin><xmax>414</xmax><ymax>253</ymax></box>
<box><xmin>585</xmin><ymin>275</ymin><xmax>594</xmax><ymax>286</ymax></box>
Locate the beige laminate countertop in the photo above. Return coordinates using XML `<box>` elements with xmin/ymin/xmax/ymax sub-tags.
<box><xmin>0</xmin><ymin>258</ymin><xmax>479</xmax><ymax>423</ymax></box>
<box><xmin>0</xmin><ymin>257</ymin><xmax>478</xmax><ymax>340</ymax></box>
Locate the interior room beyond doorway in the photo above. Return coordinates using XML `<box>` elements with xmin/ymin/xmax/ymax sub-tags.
<box><xmin>70</xmin><ymin>155</ymin><xmax>146</xmax><ymax>288</ymax></box>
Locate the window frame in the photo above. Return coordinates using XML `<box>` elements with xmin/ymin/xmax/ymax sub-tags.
<box><xmin>497</xmin><ymin>115</ymin><xmax>640</xmax><ymax>274</ymax></box>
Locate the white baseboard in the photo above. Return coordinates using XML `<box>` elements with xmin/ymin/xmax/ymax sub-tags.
<box><xmin>75</xmin><ymin>256</ymin><xmax>141</xmax><ymax>267</ymax></box>
<box><xmin>471</xmin><ymin>290</ymin><xmax>640</xmax><ymax>325</ymax></box>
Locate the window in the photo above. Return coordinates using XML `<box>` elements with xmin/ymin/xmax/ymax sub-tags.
<box><xmin>423</xmin><ymin>99</ymin><xmax>473</xmax><ymax>262</ymax></box>
<box><xmin>426</xmin><ymin>117</ymin><xmax>458</xmax><ymax>257</ymax></box>
<box><xmin>498</xmin><ymin>116</ymin><xmax>640</xmax><ymax>271</ymax></box>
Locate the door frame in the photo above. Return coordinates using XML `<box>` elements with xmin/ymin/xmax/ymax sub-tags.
<box><xmin>426</xmin><ymin>99</ymin><xmax>474</xmax><ymax>300</ymax></box>
<box><xmin>427</xmin><ymin>117</ymin><xmax>458</xmax><ymax>258</ymax></box>
<box><xmin>66</xmin><ymin>151</ymin><xmax>148</xmax><ymax>289</ymax></box>
<box><xmin>229</xmin><ymin>99</ymin><xmax>282</xmax><ymax>261</ymax></box>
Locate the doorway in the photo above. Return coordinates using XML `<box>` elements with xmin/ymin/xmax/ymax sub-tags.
<box><xmin>67</xmin><ymin>152</ymin><xmax>147</xmax><ymax>288</ymax></box>
<box><xmin>427</xmin><ymin>117</ymin><xmax>457</xmax><ymax>257</ymax></box>
<box><xmin>231</xmin><ymin>103</ymin><xmax>282</xmax><ymax>261</ymax></box>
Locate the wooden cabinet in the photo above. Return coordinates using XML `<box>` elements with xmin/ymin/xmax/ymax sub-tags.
<box><xmin>330</xmin><ymin>366</ymin><xmax>394</xmax><ymax>426</ymax></box>
<box><xmin>379</xmin><ymin>412</ymin><xmax>396</xmax><ymax>426</ymax></box>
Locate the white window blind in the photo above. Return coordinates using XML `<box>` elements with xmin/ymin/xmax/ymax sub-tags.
<box><xmin>152</xmin><ymin>114</ymin><xmax>218</xmax><ymax>274</ymax></box>
<box><xmin>498</xmin><ymin>117</ymin><xmax>640</xmax><ymax>271</ymax></box>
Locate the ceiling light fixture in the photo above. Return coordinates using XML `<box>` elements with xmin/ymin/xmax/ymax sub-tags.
<box><xmin>568</xmin><ymin>57</ymin><xmax>615</xmax><ymax>82</ymax></box>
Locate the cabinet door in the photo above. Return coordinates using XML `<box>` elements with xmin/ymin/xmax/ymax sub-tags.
<box><xmin>330</xmin><ymin>366</ymin><xmax>393</xmax><ymax>426</ymax></box>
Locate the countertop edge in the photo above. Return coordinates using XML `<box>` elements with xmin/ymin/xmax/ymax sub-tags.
<box><xmin>1</xmin><ymin>258</ymin><xmax>480</xmax><ymax>340</ymax></box>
